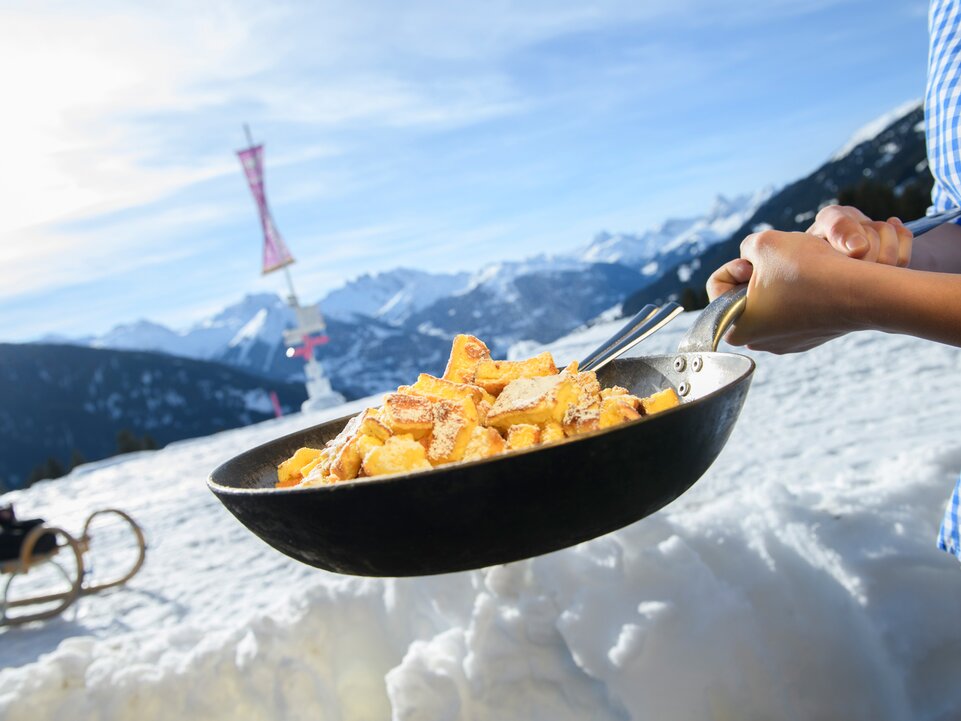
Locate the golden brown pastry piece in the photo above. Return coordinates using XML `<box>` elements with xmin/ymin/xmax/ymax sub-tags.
<box><xmin>277</xmin><ymin>333</ymin><xmax>682</xmax><ymax>487</ymax></box>
<box><xmin>473</xmin><ymin>352</ymin><xmax>558</xmax><ymax>395</ymax></box>
<box><xmin>442</xmin><ymin>334</ymin><xmax>491</xmax><ymax>384</ymax></box>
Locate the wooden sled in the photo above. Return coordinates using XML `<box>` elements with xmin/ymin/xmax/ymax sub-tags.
<box><xmin>0</xmin><ymin>509</ymin><xmax>146</xmax><ymax>627</ymax></box>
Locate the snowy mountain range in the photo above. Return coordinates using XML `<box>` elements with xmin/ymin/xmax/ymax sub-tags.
<box><xmin>65</xmin><ymin>187</ymin><xmax>773</xmax><ymax>389</ymax></box>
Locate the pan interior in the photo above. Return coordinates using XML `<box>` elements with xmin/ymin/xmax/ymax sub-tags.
<box><xmin>211</xmin><ymin>352</ymin><xmax>753</xmax><ymax>493</ymax></box>
<box><xmin>596</xmin><ymin>357</ymin><xmax>673</xmax><ymax>398</ymax></box>
<box><xmin>597</xmin><ymin>353</ymin><xmax>753</xmax><ymax>404</ymax></box>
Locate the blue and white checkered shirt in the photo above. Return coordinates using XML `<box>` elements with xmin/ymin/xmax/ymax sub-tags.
<box><xmin>927</xmin><ymin>0</ymin><xmax>961</xmax><ymax>215</ymax></box>
<box><xmin>940</xmin><ymin>487</ymin><xmax>960</xmax><ymax>558</ymax></box>
<box><xmin>927</xmin><ymin>0</ymin><xmax>961</xmax><ymax>559</ymax></box>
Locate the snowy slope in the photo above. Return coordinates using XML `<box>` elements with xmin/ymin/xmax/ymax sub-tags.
<box><xmin>2</xmin><ymin>317</ymin><xmax>961</xmax><ymax>720</ymax></box>
<box><xmin>832</xmin><ymin>99</ymin><xmax>921</xmax><ymax>161</ymax></box>
<box><xmin>656</xmin><ymin>188</ymin><xmax>775</xmax><ymax>255</ymax></box>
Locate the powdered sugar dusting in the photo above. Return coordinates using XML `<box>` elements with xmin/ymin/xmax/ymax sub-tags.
<box><xmin>489</xmin><ymin>375</ymin><xmax>564</xmax><ymax>415</ymax></box>
<box><xmin>427</xmin><ymin>399</ymin><xmax>468</xmax><ymax>462</ymax></box>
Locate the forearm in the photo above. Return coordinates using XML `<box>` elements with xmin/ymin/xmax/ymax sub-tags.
<box><xmin>907</xmin><ymin>222</ymin><xmax>961</xmax><ymax>273</ymax></box>
<box><xmin>848</xmin><ymin>262</ymin><xmax>961</xmax><ymax>347</ymax></box>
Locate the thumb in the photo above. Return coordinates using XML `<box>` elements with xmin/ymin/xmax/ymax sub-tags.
<box><xmin>727</xmin><ymin>258</ymin><xmax>754</xmax><ymax>284</ymax></box>
<box><xmin>706</xmin><ymin>258</ymin><xmax>753</xmax><ymax>301</ymax></box>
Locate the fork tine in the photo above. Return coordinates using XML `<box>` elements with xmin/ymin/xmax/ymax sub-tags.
<box><xmin>579</xmin><ymin>304</ymin><xmax>658</xmax><ymax>371</ymax></box>
<box><xmin>582</xmin><ymin>302</ymin><xmax>684</xmax><ymax>373</ymax></box>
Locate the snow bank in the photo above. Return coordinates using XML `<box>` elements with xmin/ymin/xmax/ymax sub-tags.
<box><xmin>2</xmin><ymin>315</ymin><xmax>961</xmax><ymax>720</ymax></box>
<box><xmin>832</xmin><ymin>99</ymin><xmax>921</xmax><ymax>161</ymax></box>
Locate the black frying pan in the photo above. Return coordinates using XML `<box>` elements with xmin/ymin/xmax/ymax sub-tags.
<box><xmin>209</xmin><ymin>289</ymin><xmax>753</xmax><ymax>576</ymax></box>
<box><xmin>208</xmin><ymin>209</ymin><xmax>959</xmax><ymax>577</ymax></box>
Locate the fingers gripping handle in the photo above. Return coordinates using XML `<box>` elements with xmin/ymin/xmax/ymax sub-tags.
<box><xmin>673</xmin><ymin>209</ymin><xmax>958</xmax><ymax>356</ymax></box>
<box><xmin>677</xmin><ymin>286</ymin><xmax>747</xmax><ymax>354</ymax></box>
<box><xmin>673</xmin><ymin>210</ymin><xmax>960</xmax><ymax>355</ymax></box>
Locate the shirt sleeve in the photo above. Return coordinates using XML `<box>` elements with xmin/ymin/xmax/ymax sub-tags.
<box><xmin>925</xmin><ymin>0</ymin><xmax>961</xmax><ymax>220</ymax></box>
<box><xmin>938</xmin><ymin>475</ymin><xmax>961</xmax><ymax>560</ymax></box>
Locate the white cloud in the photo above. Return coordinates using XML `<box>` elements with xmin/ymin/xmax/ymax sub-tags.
<box><xmin>0</xmin><ymin>1</ymin><xmax>552</xmax><ymax>301</ymax></box>
<box><xmin>0</xmin><ymin>4</ymin><xmax>274</xmax><ymax>234</ymax></box>
<box><xmin>0</xmin><ymin>0</ymin><xmax>774</xmax><ymax>237</ymax></box>
<box><xmin>0</xmin><ymin>210</ymin><xmax>224</xmax><ymax>302</ymax></box>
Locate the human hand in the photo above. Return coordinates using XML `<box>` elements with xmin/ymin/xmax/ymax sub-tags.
<box><xmin>706</xmin><ymin>205</ymin><xmax>912</xmax><ymax>313</ymax></box>
<box><xmin>806</xmin><ymin>204</ymin><xmax>912</xmax><ymax>266</ymax></box>
<box><xmin>706</xmin><ymin>230</ymin><xmax>865</xmax><ymax>353</ymax></box>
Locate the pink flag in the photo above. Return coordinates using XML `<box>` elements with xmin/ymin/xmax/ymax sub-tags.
<box><xmin>269</xmin><ymin>390</ymin><xmax>284</xmax><ymax>418</ymax></box>
<box><xmin>237</xmin><ymin>144</ymin><xmax>295</xmax><ymax>275</ymax></box>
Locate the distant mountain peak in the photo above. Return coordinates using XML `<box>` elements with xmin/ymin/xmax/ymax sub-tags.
<box><xmin>708</xmin><ymin>193</ymin><xmax>733</xmax><ymax>216</ymax></box>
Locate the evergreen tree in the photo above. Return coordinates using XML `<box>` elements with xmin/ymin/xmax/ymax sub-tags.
<box><xmin>898</xmin><ymin>181</ymin><xmax>933</xmax><ymax>221</ymax></box>
<box><xmin>69</xmin><ymin>449</ymin><xmax>86</xmax><ymax>470</ymax></box>
<box><xmin>26</xmin><ymin>456</ymin><xmax>66</xmax><ymax>487</ymax></box>
<box><xmin>46</xmin><ymin>456</ymin><xmax>64</xmax><ymax>479</ymax></box>
<box><xmin>116</xmin><ymin>428</ymin><xmax>141</xmax><ymax>454</ymax></box>
<box><xmin>837</xmin><ymin>177</ymin><xmax>935</xmax><ymax>222</ymax></box>
<box><xmin>116</xmin><ymin>429</ymin><xmax>159</xmax><ymax>455</ymax></box>
<box><xmin>25</xmin><ymin>465</ymin><xmax>44</xmax><ymax>487</ymax></box>
<box><xmin>838</xmin><ymin>180</ymin><xmax>896</xmax><ymax>221</ymax></box>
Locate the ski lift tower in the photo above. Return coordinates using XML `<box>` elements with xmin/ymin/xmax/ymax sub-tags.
<box><xmin>237</xmin><ymin>125</ymin><xmax>344</xmax><ymax>412</ymax></box>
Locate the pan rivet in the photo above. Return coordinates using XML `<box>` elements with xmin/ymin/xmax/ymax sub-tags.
<box><xmin>678</xmin><ymin>381</ymin><xmax>690</xmax><ymax>397</ymax></box>
<box><xmin>673</xmin><ymin>357</ymin><xmax>686</xmax><ymax>372</ymax></box>
<box><xmin>692</xmin><ymin>356</ymin><xmax>703</xmax><ymax>372</ymax></box>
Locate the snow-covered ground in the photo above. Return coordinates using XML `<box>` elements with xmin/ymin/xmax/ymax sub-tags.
<box><xmin>2</xmin><ymin>313</ymin><xmax>961</xmax><ymax>721</ymax></box>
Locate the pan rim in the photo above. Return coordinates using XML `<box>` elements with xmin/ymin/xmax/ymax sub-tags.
<box><xmin>207</xmin><ymin>351</ymin><xmax>755</xmax><ymax>495</ymax></box>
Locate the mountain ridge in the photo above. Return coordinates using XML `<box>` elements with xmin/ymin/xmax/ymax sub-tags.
<box><xmin>0</xmin><ymin>343</ymin><xmax>307</xmax><ymax>488</ymax></box>
<box><xmin>622</xmin><ymin>100</ymin><xmax>929</xmax><ymax>314</ymax></box>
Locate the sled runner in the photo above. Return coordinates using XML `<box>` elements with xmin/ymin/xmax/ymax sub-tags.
<box><xmin>0</xmin><ymin>508</ymin><xmax>146</xmax><ymax>626</ymax></box>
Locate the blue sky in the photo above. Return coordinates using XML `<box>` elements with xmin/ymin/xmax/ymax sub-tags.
<box><xmin>0</xmin><ymin>0</ymin><xmax>929</xmax><ymax>341</ymax></box>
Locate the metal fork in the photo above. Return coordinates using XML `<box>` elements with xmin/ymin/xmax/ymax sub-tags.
<box><xmin>580</xmin><ymin>301</ymin><xmax>684</xmax><ymax>372</ymax></box>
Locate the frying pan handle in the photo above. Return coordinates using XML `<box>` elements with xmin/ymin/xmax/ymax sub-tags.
<box><xmin>902</xmin><ymin>207</ymin><xmax>961</xmax><ymax>235</ymax></box>
<box><xmin>677</xmin><ymin>286</ymin><xmax>747</xmax><ymax>354</ymax></box>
